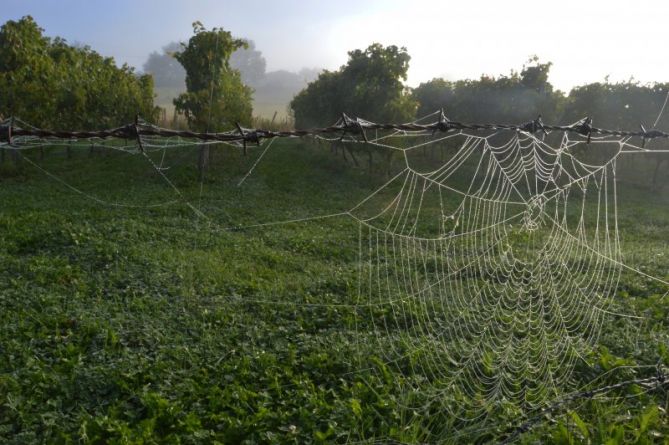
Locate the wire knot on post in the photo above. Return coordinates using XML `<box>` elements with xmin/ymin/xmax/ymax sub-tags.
<box><xmin>0</xmin><ymin>119</ymin><xmax>11</xmax><ymax>144</ymax></box>
<box><xmin>435</xmin><ymin>110</ymin><xmax>453</xmax><ymax>133</ymax></box>
<box><xmin>520</xmin><ymin>115</ymin><xmax>546</xmax><ymax>136</ymax></box>
<box><xmin>133</xmin><ymin>115</ymin><xmax>145</xmax><ymax>152</ymax></box>
<box><xmin>235</xmin><ymin>123</ymin><xmax>261</xmax><ymax>155</ymax></box>
<box><xmin>573</xmin><ymin>117</ymin><xmax>593</xmax><ymax>143</ymax></box>
<box><xmin>657</xmin><ymin>363</ymin><xmax>666</xmax><ymax>386</ymax></box>
<box><xmin>639</xmin><ymin>124</ymin><xmax>667</xmax><ymax>148</ymax></box>
<box><xmin>245</xmin><ymin>130</ymin><xmax>261</xmax><ymax>145</ymax></box>
<box><xmin>339</xmin><ymin>113</ymin><xmax>368</xmax><ymax>142</ymax></box>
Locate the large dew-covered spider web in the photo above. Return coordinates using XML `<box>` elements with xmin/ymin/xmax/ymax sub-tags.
<box><xmin>338</xmin><ymin>121</ymin><xmax>644</xmax><ymax>415</ymax></box>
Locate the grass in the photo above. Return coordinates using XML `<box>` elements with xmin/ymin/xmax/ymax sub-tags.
<box><xmin>0</xmin><ymin>140</ymin><xmax>668</xmax><ymax>444</ymax></box>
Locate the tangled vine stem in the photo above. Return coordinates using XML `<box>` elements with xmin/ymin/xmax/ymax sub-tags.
<box><xmin>1</xmin><ymin>112</ymin><xmax>669</xmax><ymax>146</ymax></box>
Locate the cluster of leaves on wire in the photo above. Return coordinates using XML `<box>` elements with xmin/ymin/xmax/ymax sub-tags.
<box><xmin>0</xmin><ymin>16</ymin><xmax>158</xmax><ymax>129</ymax></box>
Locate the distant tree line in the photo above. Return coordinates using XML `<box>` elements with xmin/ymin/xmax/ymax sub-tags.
<box><xmin>3</xmin><ymin>15</ymin><xmax>668</xmax><ymax>139</ymax></box>
<box><xmin>291</xmin><ymin>50</ymin><xmax>669</xmax><ymax>135</ymax></box>
<box><xmin>411</xmin><ymin>58</ymin><xmax>561</xmax><ymax>123</ymax></box>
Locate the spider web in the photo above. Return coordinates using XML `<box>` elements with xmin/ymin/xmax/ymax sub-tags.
<box><xmin>343</xmin><ymin>124</ymin><xmax>626</xmax><ymax>416</ymax></box>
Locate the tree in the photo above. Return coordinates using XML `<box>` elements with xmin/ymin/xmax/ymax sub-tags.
<box><xmin>412</xmin><ymin>78</ymin><xmax>455</xmax><ymax>119</ymax></box>
<box><xmin>48</xmin><ymin>38</ymin><xmax>158</xmax><ymax>130</ymax></box>
<box><xmin>291</xmin><ymin>43</ymin><xmax>417</xmax><ymax>129</ymax></box>
<box><xmin>173</xmin><ymin>22</ymin><xmax>252</xmax><ymax>131</ymax></box>
<box><xmin>520</xmin><ymin>56</ymin><xmax>552</xmax><ymax>93</ymax></box>
<box><xmin>173</xmin><ymin>22</ymin><xmax>253</xmax><ymax>174</ymax></box>
<box><xmin>0</xmin><ymin>16</ymin><xmax>158</xmax><ymax>132</ymax></box>
<box><xmin>290</xmin><ymin>44</ymin><xmax>416</xmax><ymax>174</ymax></box>
<box><xmin>0</xmin><ymin>15</ymin><xmax>57</xmax><ymax>128</ymax></box>
<box><xmin>412</xmin><ymin>58</ymin><xmax>563</xmax><ymax>123</ymax></box>
<box><xmin>143</xmin><ymin>42</ymin><xmax>186</xmax><ymax>89</ymax></box>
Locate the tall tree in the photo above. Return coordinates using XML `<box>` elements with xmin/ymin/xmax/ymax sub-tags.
<box><xmin>173</xmin><ymin>22</ymin><xmax>253</xmax><ymax>174</ymax></box>
<box><xmin>290</xmin><ymin>44</ymin><xmax>416</xmax><ymax>174</ymax></box>
<box><xmin>173</xmin><ymin>22</ymin><xmax>252</xmax><ymax>132</ymax></box>
<box><xmin>0</xmin><ymin>15</ymin><xmax>56</xmax><ymax>127</ymax></box>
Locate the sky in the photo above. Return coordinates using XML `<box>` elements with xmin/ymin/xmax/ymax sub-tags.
<box><xmin>3</xmin><ymin>0</ymin><xmax>669</xmax><ymax>92</ymax></box>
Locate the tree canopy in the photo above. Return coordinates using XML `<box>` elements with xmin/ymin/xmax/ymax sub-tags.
<box><xmin>173</xmin><ymin>22</ymin><xmax>253</xmax><ymax>132</ymax></box>
<box><xmin>146</xmin><ymin>39</ymin><xmax>267</xmax><ymax>91</ymax></box>
<box><xmin>290</xmin><ymin>43</ymin><xmax>417</xmax><ymax>128</ymax></box>
<box><xmin>0</xmin><ymin>16</ymin><xmax>158</xmax><ymax>129</ymax></box>
<box><xmin>412</xmin><ymin>58</ymin><xmax>563</xmax><ymax>123</ymax></box>
<box><xmin>562</xmin><ymin>80</ymin><xmax>669</xmax><ymax>130</ymax></box>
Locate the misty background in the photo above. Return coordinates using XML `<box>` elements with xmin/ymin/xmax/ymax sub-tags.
<box><xmin>143</xmin><ymin>40</ymin><xmax>321</xmax><ymax>119</ymax></box>
<box><xmin>4</xmin><ymin>0</ymin><xmax>669</xmax><ymax>120</ymax></box>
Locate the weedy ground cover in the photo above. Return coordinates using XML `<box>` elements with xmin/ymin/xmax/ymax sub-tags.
<box><xmin>0</xmin><ymin>141</ymin><xmax>667</xmax><ymax>444</ymax></box>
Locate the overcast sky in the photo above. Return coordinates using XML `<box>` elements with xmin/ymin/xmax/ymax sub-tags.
<box><xmin>3</xmin><ymin>0</ymin><xmax>668</xmax><ymax>92</ymax></box>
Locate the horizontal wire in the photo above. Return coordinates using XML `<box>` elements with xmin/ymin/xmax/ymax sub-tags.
<box><xmin>2</xmin><ymin>112</ymin><xmax>669</xmax><ymax>146</ymax></box>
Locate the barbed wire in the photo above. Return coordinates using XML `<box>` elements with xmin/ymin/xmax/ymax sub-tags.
<box><xmin>2</xmin><ymin>112</ymin><xmax>669</xmax><ymax>149</ymax></box>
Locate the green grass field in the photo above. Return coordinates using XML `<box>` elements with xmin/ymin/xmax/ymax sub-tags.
<box><xmin>0</xmin><ymin>140</ymin><xmax>668</xmax><ymax>444</ymax></box>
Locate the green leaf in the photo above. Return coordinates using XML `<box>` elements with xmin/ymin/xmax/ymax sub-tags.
<box><xmin>569</xmin><ymin>410</ymin><xmax>590</xmax><ymax>440</ymax></box>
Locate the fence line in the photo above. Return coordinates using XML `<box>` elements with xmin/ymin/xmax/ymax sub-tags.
<box><xmin>2</xmin><ymin>112</ymin><xmax>669</xmax><ymax>149</ymax></box>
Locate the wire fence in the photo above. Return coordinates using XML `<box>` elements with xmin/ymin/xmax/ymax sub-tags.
<box><xmin>2</xmin><ymin>112</ymin><xmax>669</xmax><ymax>149</ymax></box>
